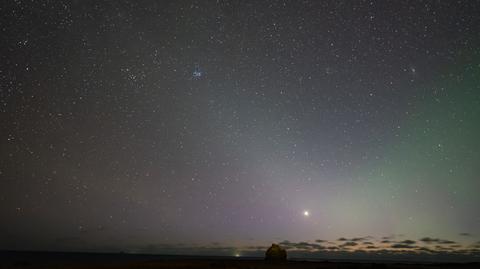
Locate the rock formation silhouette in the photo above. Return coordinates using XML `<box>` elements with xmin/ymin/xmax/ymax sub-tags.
<box><xmin>265</xmin><ymin>243</ymin><xmax>287</xmax><ymax>261</ymax></box>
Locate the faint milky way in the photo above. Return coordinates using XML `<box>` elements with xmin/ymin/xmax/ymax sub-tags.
<box><xmin>1</xmin><ymin>0</ymin><xmax>480</xmax><ymax>262</ymax></box>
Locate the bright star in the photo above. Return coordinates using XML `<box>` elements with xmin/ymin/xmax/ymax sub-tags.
<box><xmin>303</xmin><ymin>210</ymin><xmax>310</xmax><ymax>217</ymax></box>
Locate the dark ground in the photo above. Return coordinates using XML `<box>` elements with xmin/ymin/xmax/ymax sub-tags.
<box><xmin>1</xmin><ymin>251</ymin><xmax>479</xmax><ymax>269</ymax></box>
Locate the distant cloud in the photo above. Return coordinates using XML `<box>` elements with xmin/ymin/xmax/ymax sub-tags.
<box><xmin>416</xmin><ymin>247</ymin><xmax>434</xmax><ymax>252</ymax></box>
<box><xmin>278</xmin><ymin>235</ymin><xmax>480</xmax><ymax>261</ymax></box>
<box><xmin>390</xmin><ymin>243</ymin><xmax>416</xmax><ymax>249</ymax></box>
<box><xmin>279</xmin><ymin>240</ymin><xmax>324</xmax><ymax>250</ymax></box>
<box><xmin>459</xmin><ymin>233</ymin><xmax>472</xmax><ymax>236</ymax></box>
<box><xmin>350</xmin><ymin>237</ymin><xmax>369</xmax><ymax>242</ymax></box>
<box><xmin>296</xmin><ymin>241</ymin><xmax>320</xmax><ymax>250</ymax></box>
<box><xmin>245</xmin><ymin>245</ymin><xmax>267</xmax><ymax>251</ymax></box>
<box><xmin>278</xmin><ymin>240</ymin><xmax>294</xmax><ymax>249</ymax></box>
<box><xmin>340</xmin><ymin>242</ymin><xmax>358</xmax><ymax>247</ymax></box>
<box><xmin>435</xmin><ymin>245</ymin><xmax>455</xmax><ymax>251</ymax></box>
<box><xmin>399</xmin><ymin>240</ymin><xmax>416</xmax><ymax>245</ymax></box>
<box><xmin>419</xmin><ymin>237</ymin><xmax>456</xmax><ymax>244</ymax></box>
<box><xmin>121</xmin><ymin>236</ymin><xmax>480</xmax><ymax>263</ymax></box>
<box><xmin>337</xmin><ymin>237</ymin><xmax>370</xmax><ymax>242</ymax></box>
<box><xmin>419</xmin><ymin>237</ymin><xmax>436</xmax><ymax>243</ymax></box>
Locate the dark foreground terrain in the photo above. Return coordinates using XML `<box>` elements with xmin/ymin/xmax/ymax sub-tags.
<box><xmin>1</xmin><ymin>251</ymin><xmax>479</xmax><ymax>269</ymax></box>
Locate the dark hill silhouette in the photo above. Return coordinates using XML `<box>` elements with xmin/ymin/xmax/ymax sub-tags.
<box><xmin>265</xmin><ymin>243</ymin><xmax>287</xmax><ymax>261</ymax></box>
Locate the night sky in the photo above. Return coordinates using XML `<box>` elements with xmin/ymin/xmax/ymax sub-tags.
<box><xmin>1</xmin><ymin>0</ymin><xmax>480</xmax><ymax>262</ymax></box>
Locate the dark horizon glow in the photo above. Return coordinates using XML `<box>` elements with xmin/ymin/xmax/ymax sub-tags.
<box><xmin>1</xmin><ymin>0</ymin><xmax>480</xmax><ymax>262</ymax></box>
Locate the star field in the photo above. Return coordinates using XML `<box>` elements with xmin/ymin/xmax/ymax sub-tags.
<box><xmin>1</xmin><ymin>0</ymin><xmax>480</xmax><ymax>262</ymax></box>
